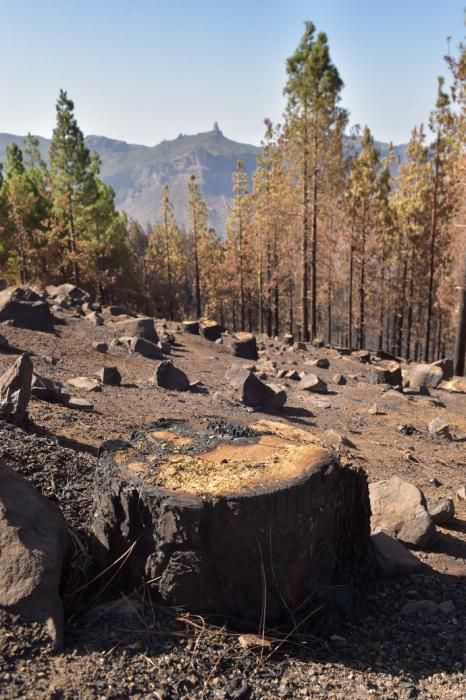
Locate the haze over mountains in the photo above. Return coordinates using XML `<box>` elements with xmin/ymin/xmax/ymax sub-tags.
<box><xmin>0</xmin><ymin>125</ymin><xmax>405</xmax><ymax>235</ymax></box>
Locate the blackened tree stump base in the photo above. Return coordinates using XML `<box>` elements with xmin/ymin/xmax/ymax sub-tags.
<box><xmin>93</xmin><ymin>419</ymin><xmax>374</xmax><ymax>629</ymax></box>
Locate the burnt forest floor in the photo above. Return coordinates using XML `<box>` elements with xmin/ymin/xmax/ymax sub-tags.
<box><xmin>0</xmin><ymin>313</ymin><xmax>464</xmax><ymax>699</ymax></box>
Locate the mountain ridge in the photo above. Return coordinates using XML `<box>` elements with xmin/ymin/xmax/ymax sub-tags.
<box><xmin>0</xmin><ymin>128</ymin><xmax>405</xmax><ymax>235</ymax></box>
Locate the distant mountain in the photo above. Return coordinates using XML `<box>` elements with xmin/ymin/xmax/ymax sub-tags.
<box><xmin>0</xmin><ymin>126</ymin><xmax>405</xmax><ymax>235</ymax></box>
<box><xmin>0</xmin><ymin>125</ymin><xmax>260</xmax><ymax>234</ymax></box>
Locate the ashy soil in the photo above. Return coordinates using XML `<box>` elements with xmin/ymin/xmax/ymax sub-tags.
<box><xmin>0</xmin><ymin>313</ymin><xmax>464</xmax><ymax>699</ymax></box>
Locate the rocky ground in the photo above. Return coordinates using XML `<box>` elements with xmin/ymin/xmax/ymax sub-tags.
<box><xmin>0</xmin><ymin>308</ymin><xmax>465</xmax><ymax>699</ymax></box>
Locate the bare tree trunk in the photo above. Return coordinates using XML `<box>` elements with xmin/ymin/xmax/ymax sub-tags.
<box><xmin>348</xmin><ymin>230</ymin><xmax>354</xmax><ymax>349</ymax></box>
<box><xmin>424</xmin><ymin>131</ymin><xmax>441</xmax><ymax>362</ymax></box>
<box><xmin>68</xmin><ymin>193</ymin><xmax>80</xmax><ymax>287</ymax></box>
<box><xmin>396</xmin><ymin>259</ymin><xmax>408</xmax><ymax>357</ymax></box>
<box><xmin>310</xmin><ymin>133</ymin><xmax>318</xmax><ymax>341</ymax></box>
<box><xmin>454</xmin><ymin>252</ymin><xmax>466</xmax><ymax>376</ymax></box>
<box><xmin>358</xmin><ymin>228</ymin><xmax>366</xmax><ymax>350</ymax></box>
<box><xmin>302</xmin><ymin>119</ymin><xmax>310</xmax><ymax>342</ymax></box>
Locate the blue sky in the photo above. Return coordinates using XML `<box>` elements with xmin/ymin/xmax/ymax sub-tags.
<box><xmin>1</xmin><ymin>0</ymin><xmax>464</xmax><ymax>146</ymax></box>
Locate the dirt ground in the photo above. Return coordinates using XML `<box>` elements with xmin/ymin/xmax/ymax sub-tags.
<box><xmin>0</xmin><ymin>312</ymin><xmax>464</xmax><ymax>699</ymax></box>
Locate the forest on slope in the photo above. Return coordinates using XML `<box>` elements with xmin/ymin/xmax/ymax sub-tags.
<box><xmin>0</xmin><ymin>21</ymin><xmax>465</xmax><ymax>372</ymax></box>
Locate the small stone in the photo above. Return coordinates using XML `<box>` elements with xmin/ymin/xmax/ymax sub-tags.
<box><xmin>438</xmin><ymin>600</ymin><xmax>456</xmax><ymax>616</ymax></box>
<box><xmin>368</xmin><ymin>404</ymin><xmax>379</xmax><ymax>415</ymax></box>
<box><xmin>428</xmin><ymin>417</ymin><xmax>451</xmax><ymax>438</ymax></box>
<box><xmin>332</xmin><ymin>373</ymin><xmax>346</xmax><ymax>385</ymax></box>
<box><xmin>371</xmin><ymin>531</ymin><xmax>423</xmax><ymax>577</ymax></box>
<box><xmin>68</xmin><ymin>376</ymin><xmax>101</xmax><ymax>392</ymax></box>
<box><xmin>98</xmin><ymin>367</ymin><xmax>121</xmax><ymax>386</ymax></box>
<box><xmin>426</xmin><ymin>497</ymin><xmax>455</xmax><ymax>525</ymax></box>
<box><xmin>93</xmin><ymin>342</ymin><xmax>108</xmax><ymax>353</ymax></box>
<box><xmin>298</xmin><ymin>373</ymin><xmax>328</xmax><ymax>394</ymax></box>
<box><xmin>285</xmin><ymin>369</ymin><xmax>300</xmax><ymax>380</ymax></box>
<box><xmin>67</xmin><ymin>397</ymin><xmax>94</xmax><ymax>411</ymax></box>
<box><xmin>0</xmin><ymin>354</ymin><xmax>33</xmax><ymax>426</ymax></box>
<box><xmin>401</xmin><ymin>600</ymin><xmax>438</xmax><ymax>616</ymax></box>
<box><xmin>306</xmin><ymin>357</ymin><xmax>329</xmax><ymax>369</ymax></box>
<box><xmin>456</xmin><ymin>485</ymin><xmax>466</xmax><ymax>501</ymax></box>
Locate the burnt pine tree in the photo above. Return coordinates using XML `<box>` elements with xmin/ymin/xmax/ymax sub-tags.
<box><xmin>49</xmin><ymin>90</ymin><xmax>96</xmax><ymax>286</ymax></box>
<box><xmin>284</xmin><ymin>21</ymin><xmax>345</xmax><ymax>341</ymax></box>
<box><xmin>187</xmin><ymin>174</ymin><xmax>208</xmax><ymax>318</ymax></box>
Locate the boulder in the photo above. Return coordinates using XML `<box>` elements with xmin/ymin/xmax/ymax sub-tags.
<box><xmin>98</xmin><ymin>367</ymin><xmax>121</xmax><ymax>386</ymax></box>
<box><xmin>403</xmin><ymin>363</ymin><xmax>443</xmax><ymax>391</ymax></box>
<box><xmin>332</xmin><ymin>373</ymin><xmax>346</xmax><ymax>385</ymax></box>
<box><xmin>426</xmin><ymin>497</ymin><xmax>455</xmax><ymax>525</ymax></box>
<box><xmin>298</xmin><ymin>374</ymin><xmax>328</xmax><ymax>394</ymax></box>
<box><xmin>229</xmin><ymin>369</ymin><xmax>287</xmax><ymax>410</ymax></box>
<box><xmin>67</xmin><ymin>377</ymin><xmax>101</xmax><ymax>393</ymax></box>
<box><xmin>102</xmin><ymin>305</ymin><xmax>136</xmax><ymax>318</ymax></box>
<box><xmin>92</xmin><ymin>342</ymin><xmax>108</xmax><ymax>353</ymax></box>
<box><xmin>431</xmin><ymin>358</ymin><xmax>454</xmax><ymax>381</ymax></box>
<box><xmin>308</xmin><ymin>358</ymin><xmax>330</xmax><ymax>369</ymax></box>
<box><xmin>158</xmin><ymin>340</ymin><xmax>172</xmax><ymax>355</ymax></box>
<box><xmin>231</xmin><ymin>333</ymin><xmax>258</xmax><ymax>360</ymax></box>
<box><xmin>285</xmin><ymin>369</ymin><xmax>300</xmax><ymax>380</ymax></box>
<box><xmin>182</xmin><ymin>320</ymin><xmax>200</xmax><ymax>335</ymax></box>
<box><xmin>46</xmin><ymin>283</ymin><xmax>89</xmax><ymax>305</ymax></box>
<box><xmin>0</xmin><ymin>354</ymin><xmax>33</xmax><ymax>426</ymax></box>
<box><xmin>113</xmin><ymin>317</ymin><xmax>158</xmax><ymax>343</ymax></box>
<box><xmin>371</xmin><ymin>531</ymin><xmax>423</xmax><ymax>577</ymax></box>
<box><xmin>200</xmin><ymin>320</ymin><xmax>222</xmax><ymax>341</ymax></box>
<box><xmin>155</xmin><ymin>360</ymin><xmax>189</xmax><ymax>391</ymax></box>
<box><xmin>31</xmin><ymin>374</ymin><xmax>64</xmax><ymax>403</ymax></box>
<box><xmin>293</xmin><ymin>342</ymin><xmax>307</xmax><ymax>351</ymax></box>
<box><xmin>0</xmin><ymin>460</ymin><xmax>68</xmax><ymax>648</ymax></box>
<box><xmin>128</xmin><ymin>337</ymin><xmax>164</xmax><ymax>360</ymax></box>
<box><xmin>369</xmin><ymin>476</ymin><xmax>436</xmax><ymax>549</ymax></box>
<box><xmin>0</xmin><ymin>288</ymin><xmax>54</xmax><ymax>332</ymax></box>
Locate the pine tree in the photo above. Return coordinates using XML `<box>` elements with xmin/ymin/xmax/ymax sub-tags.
<box><xmin>49</xmin><ymin>90</ymin><xmax>97</xmax><ymax>285</ymax></box>
<box><xmin>187</xmin><ymin>175</ymin><xmax>208</xmax><ymax>318</ymax></box>
<box><xmin>283</xmin><ymin>21</ymin><xmax>345</xmax><ymax>341</ymax></box>
<box><xmin>226</xmin><ymin>160</ymin><xmax>252</xmax><ymax>330</ymax></box>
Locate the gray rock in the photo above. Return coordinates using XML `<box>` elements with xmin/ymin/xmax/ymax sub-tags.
<box><xmin>113</xmin><ymin>317</ymin><xmax>158</xmax><ymax>343</ymax></box>
<box><xmin>404</xmin><ymin>363</ymin><xmax>443</xmax><ymax>391</ymax></box>
<box><xmin>229</xmin><ymin>369</ymin><xmax>287</xmax><ymax>410</ymax></box>
<box><xmin>0</xmin><ymin>334</ymin><xmax>9</xmax><ymax>351</ymax></box>
<box><xmin>371</xmin><ymin>531</ymin><xmax>424</xmax><ymax>577</ymax></box>
<box><xmin>85</xmin><ymin>311</ymin><xmax>104</xmax><ymax>326</ymax></box>
<box><xmin>428</xmin><ymin>417</ymin><xmax>452</xmax><ymax>438</ymax></box>
<box><xmin>285</xmin><ymin>369</ymin><xmax>300</xmax><ymax>380</ymax></box>
<box><xmin>157</xmin><ymin>340</ymin><xmax>172</xmax><ymax>355</ymax></box>
<box><xmin>401</xmin><ymin>600</ymin><xmax>438</xmax><ymax>616</ymax></box>
<box><xmin>182</xmin><ymin>320</ymin><xmax>200</xmax><ymax>335</ymax></box>
<box><xmin>155</xmin><ymin>360</ymin><xmax>189</xmax><ymax>391</ymax></box>
<box><xmin>438</xmin><ymin>600</ymin><xmax>456</xmax><ymax>615</ymax></box>
<box><xmin>368</xmin><ymin>365</ymin><xmax>402</xmax><ymax>387</ymax></box>
<box><xmin>92</xmin><ymin>342</ymin><xmax>108</xmax><ymax>353</ymax></box>
<box><xmin>298</xmin><ymin>373</ymin><xmax>328</xmax><ymax>394</ymax></box>
<box><xmin>426</xmin><ymin>497</ymin><xmax>455</xmax><ymax>525</ymax></box>
<box><xmin>352</xmin><ymin>349</ymin><xmax>371</xmax><ymax>363</ymax></box>
<box><xmin>332</xmin><ymin>373</ymin><xmax>346</xmax><ymax>385</ymax></box>
<box><xmin>31</xmin><ymin>374</ymin><xmax>64</xmax><ymax>403</ymax></box>
<box><xmin>0</xmin><ymin>459</ymin><xmax>69</xmax><ymax>648</ymax></box>
<box><xmin>0</xmin><ymin>354</ymin><xmax>33</xmax><ymax>426</ymax></box>
<box><xmin>369</xmin><ymin>476</ymin><xmax>436</xmax><ymax>549</ymax></box>
<box><xmin>68</xmin><ymin>377</ymin><xmax>101</xmax><ymax>393</ymax></box>
<box><xmin>0</xmin><ymin>288</ymin><xmax>54</xmax><ymax>331</ymax></box>
<box><xmin>307</xmin><ymin>357</ymin><xmax>330</xmax><ymax>369</ymax></box>
<box><xmin>431</xmin><ymin>358</ymin><xmax>454</xmax><ymax>381</ymax></box>
<box><xmin>98</xmin><ymin>367</ymin><xmax>121</xmax><ymax>386</ymax></box>
<box><xmin>66</xmin><ymin>397</ymin><xmax>94</xmax><ymax>411</ymax></box>
<box><xmin>128</xmin><ymin>337</ymin><xmax>164</xmax><ymax>360</ymax></box>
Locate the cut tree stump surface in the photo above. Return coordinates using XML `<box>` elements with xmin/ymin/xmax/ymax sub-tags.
<box><xmin>93</xmin><ymin>418</ymin><xmax>374</xmax><ymax>628</ymax></box>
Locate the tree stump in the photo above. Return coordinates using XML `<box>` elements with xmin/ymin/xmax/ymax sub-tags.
<box><xmin>182</xmin><ymin>320</ymin><xmax>199</xmax><ymax>335</ymax></box>
<box><xmin>231</xmin><ymin>332</ymin><xmax>258</xmax><ymax>360</ymax></box>
<box><xmin>93</xmin><ymin>419</ymin><xmax>374</xmax><ymax>629</ymax></box>
<box><xmin>199</xmin><ymin>320</ymin><xmax>222</xmax><ymax>341</ymax></box>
